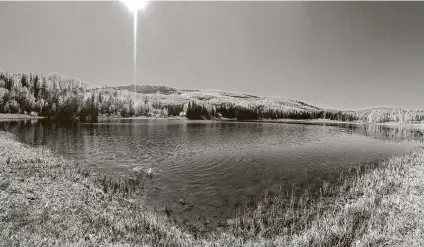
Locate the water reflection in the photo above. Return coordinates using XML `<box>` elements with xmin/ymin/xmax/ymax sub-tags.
<box><xmin>283</xmin><ymin>121</ymin><xmax>424</xmax><ymax>143</ymax></box>
<box><xmin>356</xmin><ymin>124</ymin><xmax>424</xmax><ymax>142</ymax></box>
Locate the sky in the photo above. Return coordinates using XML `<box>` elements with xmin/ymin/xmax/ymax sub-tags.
<box><xmin>0</xmin><ymin>1</ymin><xmax>423</xmax><ymax>110</ymax></box>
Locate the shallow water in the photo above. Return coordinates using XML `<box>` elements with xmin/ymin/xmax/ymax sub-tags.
<box><xmin>1</xmin><ymin>119</ymin><xmax>423</xmax><ymax>231</ymax></box>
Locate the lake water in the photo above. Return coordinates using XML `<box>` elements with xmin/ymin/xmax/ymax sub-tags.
<box><xmin>1</xmin><ymin>119</ymin><xmax>423</xmax><ymax>231</ymax></box>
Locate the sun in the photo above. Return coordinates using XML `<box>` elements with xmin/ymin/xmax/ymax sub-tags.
<box><xmin>120</xmin><ymin>0</ymin><xmax>150</xmax><ymax>13</ymax></box>
<box><xmin>120</xmin><ymin>0</ymin><xmax>150</xmax><ymax>93</ymax></box>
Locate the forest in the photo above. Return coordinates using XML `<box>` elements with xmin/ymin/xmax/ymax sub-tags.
<box><xmin>0</xmin><ymin>71</ymin><xmax>185</xmax><ymax>122</ymax></box>
<box><xmin>185</xmin><ymin>101</ymin><xmax>424</xmax><ymax>123</ymax></box>
<box><xmin>1</xmin><ymin>71</ymin><xmax>423</xmax><ymax>123</ymax></box>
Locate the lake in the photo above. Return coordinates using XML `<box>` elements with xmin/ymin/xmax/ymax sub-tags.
<box><xmin>1</xmin><ymin>119</ymin><xmax>423</xmax><ymax>232</ymax></box>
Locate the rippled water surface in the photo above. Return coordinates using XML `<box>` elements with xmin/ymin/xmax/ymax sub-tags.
<box><xmin>1</xmin><ymin>119</ymin><xmax>423</xmax><ymax>230</ymax></box>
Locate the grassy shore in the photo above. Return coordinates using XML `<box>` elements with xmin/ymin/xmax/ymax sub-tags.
<box><xmin>98</xmin><ymin>115</ymin><xmax>187</xmax><ymax>120</ymax></box>
<box><xmin>1</xmin><ymin>131</ymin><xmax>424</xmax><ymax>246</ymax></box>
<box><xmin>0</xmin><ymin>131</ymin><xmax>194</xmax><ymax>247</ymax></box>
<box><xmin>0</xmin><ymin>113</ymin><xmax>43</xmax><ymax>120</ymax></box>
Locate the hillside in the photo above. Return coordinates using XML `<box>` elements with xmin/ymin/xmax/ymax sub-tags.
<box><xmin>114</xmin><ymin>85</ymin><xmax>182</xmax><ymax>95</ymax></box>
<box><xmin>110</xmin><ymin>84</ymin><xmax>322</xmax><ymax>112</ymax></box>
<box><xmin>1</xmin><ymin>70</ymin><xmax>423</xmax><ymax>123</ymax></box>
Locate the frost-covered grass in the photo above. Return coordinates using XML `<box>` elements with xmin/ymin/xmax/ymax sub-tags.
<box><xmin>0</xmin><ymin>131</ymin><xmax>194</xmax><ymax>246</ymax></box>
<box><xmin>1</xmin><ymin>131</ymin><xmax>424</xmax><ymax>246</ymax></box>
<box><xmin>210</xmin><ymin>146</ymin><xmax>424</xmax><ymax>247</ymax></box>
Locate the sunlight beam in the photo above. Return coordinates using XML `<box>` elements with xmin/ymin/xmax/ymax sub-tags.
<box><xmin>133</xmin><ymin>12</ymin><xmax>137</xmax><ymax>94</ymax></box>
<box><xmin>120</xmin><ymin>0</ymin><xmax>150</xmax><ymax>93</ymax></box>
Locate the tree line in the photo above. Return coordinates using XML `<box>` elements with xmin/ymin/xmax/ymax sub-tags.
<box><xmin>0</xmin><ymin>71</ymin><xmax>185</xmax><ymax>122</ymax></box>
<box><xmin>1</xmin><ymin>71</ymin><xmax>423</xmax><ymax>123</ymax></box>
<box><xmin>186</xmin><ymin>101</ymin><xmax>424</xmax><ymax>123</ymax></box>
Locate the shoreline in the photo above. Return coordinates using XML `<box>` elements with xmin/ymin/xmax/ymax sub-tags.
<box><xmin>98</xmin><ymin>115</ymin><xmax>187</xmax><ymax>120</ymax></box>
<box><xmin>0</xmin><ymin>113</ymin><xmax>44</xmax><ymax>120</ymax></box>
<box><xmin>2</xmin><ymin>113</ymin><xmax>424</xmax><ymax>128</ymax></box>
<box><xmin>0</xmin><ymin>131</ymin><xmax>194</xmax><ymax>246</ymax></box>
<box><xmin>1</xmin><ymin>130</ymin><xmax>424</xmax><ymax>246</ymax></box>
<box><xmin>237</xmin><ymin>118</ymin><xmax>424</xmax><ymax>128</ymax></box>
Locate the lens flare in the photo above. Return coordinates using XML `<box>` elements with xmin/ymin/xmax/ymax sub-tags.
<box><xmin>120</xmin><ymin>0</ymin><xmax>150</xmax><ymax>93</ymax></box>
<box><xmin>121</xmin><ymin>0</ymin><xmax>149</xmax><ymax>13</ymax></box>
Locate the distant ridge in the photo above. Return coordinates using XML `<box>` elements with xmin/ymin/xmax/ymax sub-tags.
<box><xmin>109</xmin><ymin>84</ymin><xmax>322</xmax><ymax>112</ymax></box>
<box><xmin>113</xmin><ymin>85</ymin><xmax>183</xmax><ymax>95</ymax></box>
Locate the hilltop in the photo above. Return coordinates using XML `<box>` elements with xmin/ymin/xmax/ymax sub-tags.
<box><xmin>110</xmin><ymin>84</ymin><xmax>322</xmax><ymax>112</ymax></box>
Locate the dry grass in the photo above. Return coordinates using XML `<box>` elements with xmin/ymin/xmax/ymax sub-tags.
<box><xmin>207</xmin><ymin>146</ymin><xmax>424</xmax><ymax>247</ymax></box>
<box><xmin>1</xmin><ymin>130</ymin><xmax>424</xmax><ymax>246</ymax></box>
<box><xmin>0</xmin><ymin>131</ymin><xmax>194</xmax><ymax>247</ymax></box>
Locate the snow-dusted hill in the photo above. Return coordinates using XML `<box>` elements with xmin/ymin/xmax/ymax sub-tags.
<box><xmin>110</xmin><ymin>85</ymin><xmax>322</xmax><ymax>112</ymax></box>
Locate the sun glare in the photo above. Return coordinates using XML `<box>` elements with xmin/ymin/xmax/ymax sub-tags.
<box><xmin>121</xmin><ymin>0</ymin><xmax>150</xmax><ymax>13</ymax></box>
<box><xmin>120</xmin><ymin>0</ymin><xmax>150</xmax><ymax>93</ymax></box>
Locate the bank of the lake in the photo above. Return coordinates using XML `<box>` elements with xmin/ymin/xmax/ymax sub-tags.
<box><xmin>98</xmin><ymin>115</ymin><xmax>187</xmax><ymax>120</ymax></box>
<box><xmin>1</xmin><ymin>130</ymin><xmax>424</xmax><ymax>246</ymax></box>
<box><xmin>3</xmin><ymin>112</ymin><xmax>424</xmax><ymax>128</ymax></box>
<box><xmin>0</xmin><ymin>131</ymin><xmax>194</xmax><ymax>246</ymax></box>
<box><xmin>0</xmin><ymin>113</ymin><xmax>43</xmax><ymax>120</ymax></box>
<box><xmin>233</xmin><ymin>118</ymin><xmax>424</xmax><ymax>127</ymax></box>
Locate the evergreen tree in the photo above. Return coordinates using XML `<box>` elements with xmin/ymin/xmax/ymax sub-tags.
<box><xmin>33</xmin><ymin>75</ymin><xmax>40</xmax><ymax>99</ymax></box>
<box><xmin>20</xmin><ymin>74</ymin><xmax>29</xmax><ymax>88</ymax></box>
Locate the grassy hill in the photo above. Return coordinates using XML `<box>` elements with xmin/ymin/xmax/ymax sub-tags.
<box><xmin>110</xmin><ymin>84</ymin><xmax>322</xmax><ymax>112</ymax></box>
